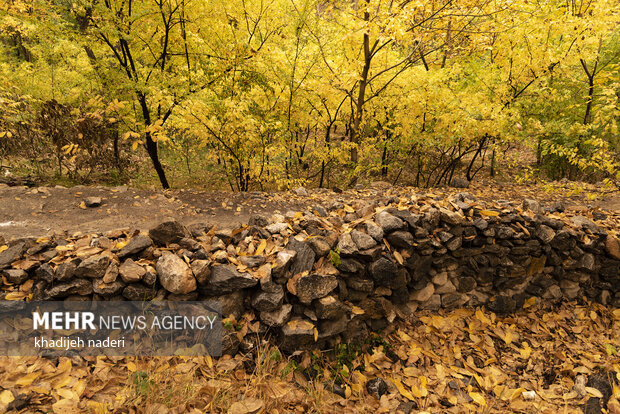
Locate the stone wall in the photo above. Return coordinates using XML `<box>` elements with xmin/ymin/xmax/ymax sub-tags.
<box><xmin>1</xmin><ymin>193</ymin><xmax>619</xmax><ymax>353</ymax></box>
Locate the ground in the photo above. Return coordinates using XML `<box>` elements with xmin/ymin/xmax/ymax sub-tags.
<box><xmin>1</xmin><ymin>180</ymin><xmax>619</xmax><ymax>241</ymax></box>
<box><xmin>0</xmin><ymin>180</ymin><xmax>619</xmax><ymax>413</ymax></box>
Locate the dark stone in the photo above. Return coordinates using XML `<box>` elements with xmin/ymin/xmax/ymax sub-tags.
<box><xmin>122</xmin><ymin>284</ymin><xmax>157</xmax><ymax>300</ymax></box>
<box><xmin>149</xmin><ymin>219</ymin><xmax>187</xmax><ymax>245</ymax></box>
<box><xmin>473</xmin><ymin>218</ymin><xmax>488</xmax><ymax>230</ymax></box>
<box><xmin>75</xmin><ymin>254</ymin><xmax>111</xmax><ymax>278</ymax></box>
<box><xmin>486</xmin><ymin>295</ymin><xmax>516</xmax><ymax>314</ymax></box>
<box><xmin>366</xmin><ymin>378</ymin><xmax>388</xmax><ymax>399</ymax></box>
<box><xmin>307</xmin><ymin>237</ymin><xmax>331</xmax><ymax>257</ymax></box>
<box><xmin>315</xmin><ymin>296</ymin><xmax>345</xmax><ymax>319</ymax></box>
<box><xmin>457</xmin><ymin>276</ymin><xmax>476</xmax><ymax>292</ymax></box>
<box><xmin>385</xmin><ymin>208</ymin><xmax>421</xmax><ymax>228</ymax></box>
<box><xmin>0</xmin><ymin>242</ymin><xmax>26</xmax><ymax>269</ymax></box>
<box><xmin>318</xmin><ymin>314</ymin><xmax>347</xmax><ymax>338</ymax></box>
<box><xmin>337</xmin><ymin>258</ymin><xmax>365</xmax><ymax>274</ymax></box>
<box><xmin>369</xmin><ymin>257</ymin><xmax>398</xmax><ymax>287</ymax></box>
<box><xmin>3</xmin><ymin>268</ymin><xmax>28</xmax><ymax>284</ymax></box>
<box><xmin>351</xmin><ymin>230</ymin><xmax>377</xmax><ymax>250</ymax></box>
<box><xmin>287</xmin><ymin>238</ymin><xmax>316</xmax><ymax>276</ymax></box>
<box><xmin>92</xmin><ymin>278</ymin><xmax>125</xmax><ymax>296</ymax></box>
<box><xmin>260</xmin><ymin>304</ymin><xmax>292</xmax><ymax>327</ymax></box>
<box><xmin>251</xmin><ymin>285</ymin><xmax>284</xmax><ymax>312</ymax></box>
<box><xmin>44</xmin><ymin>279</ymin><xmax>92</xmax><ymax>299</ymax></box>
<box><xmin>346</xmin><ymin>277</ymin><xmax>374</xmax><ymax>292</ymax></box>
<box><xmin>387</xmin><ymin>231</ymin><xmax>414</xmax><ymax>248</ymax></box>
<box><xmin>248</xmin><ymin>214</ymin><xmax>269</xmax><ymax>227</ymax></box>
<box><xmin>35</xmin><ymin>263</ymin><xmax>55</xmax><ymax>283</ymax></box>
<box><xmin>203</xmin><ymin>264</ymin><xmax>258</xmax><ymax>294</ymax></box>
<box><xmin>117</xmin><ymin>234</ymin><xmax>153</xmax><ymax>259</ymax></box>
<box><xmin>280</xmin><ymin>318</ymin><xmax>315</xmax><ymax>351</ymax></box>
<box><xmin>375</xmin><ymin>211</ymin><xmax>405</xmax><ymax>233</ymax></box>
<box><xmin>239</xmin><ymin>255</ymin><xmax>266</xmax><ymax>268</ymax></box>
<box><xmin>55</xmin><ymin>261</ymin><xmax>77</xmax><ymax>281</ymax></box>
<box><xmin>294</xmin><ymin>274</ymin><xmax>338</xmax><ymax>304</ymax></box>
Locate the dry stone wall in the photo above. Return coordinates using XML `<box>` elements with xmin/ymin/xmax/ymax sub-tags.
<box><xmin>1</xmin><ymin>193</ymin><xmax>619</xmax><ymax>353</ymax></box>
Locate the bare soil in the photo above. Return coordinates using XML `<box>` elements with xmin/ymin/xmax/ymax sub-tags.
<box><xmin>0</xmin><ymin>181</ymin><xmax>618</xmax><ymax>241</ymax></box>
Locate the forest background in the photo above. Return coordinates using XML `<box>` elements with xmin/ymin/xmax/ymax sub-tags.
<box><xmin>0</xmin><ymin>0</ymin><xmax>618</xmax><ymax>192</ymax></box>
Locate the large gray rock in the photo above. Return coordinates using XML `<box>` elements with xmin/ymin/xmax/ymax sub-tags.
<box><xmin>122</xmin><ymin>284</ymin><xmax>157</xmax><ymax>300</ymax></box>
<box><xmin>2</xmin><ymin>268</ymin><xmax>28</xmax><ymax>284</ymax></box>
<box><xmin>156</xmin><ymin>251</ymin><xmax>197</xmax><ymax>294</ymax></box>
<box><xmin>191</xmin><ymin>259</ymin><xmax>211</xmax><ymax>285</ymax></box>
<box><xmin>410</xmin><ymin>282</ymin><xmax>434</xmax><ymax>302</ymax></box>
<box><xmin>149</xmin><ymin>219</ymin><xmax>187</xmax><ymax>245</ymax></box>
<box><xmin>306</xmin><ymin>237</ymin><xmax>331</xmax><ymax>257</ymax></box>
<box><xmin>287</xmin><ymin>238</ymin><xmax>316</xmax><ymax>276</ymax></box>
<box><xmin>35</xmin><ymin>263</ymin><xmax>55</xmax><ymax>283</ymax></box>
<box><xmin>102</xmin><ymin>262</ymin><xmax>119</xmax><ymax>283</ymax></box>
<box><xmin>386</xmin><ymin>231</ymin><xmax>413</xmax><ymax>248</ymax></box>
<box><xmin>260</xmin><ymin>304</ymin><xmax>292</xmax><ymax>327</ymax></box>
<box><xmin>44</xmin><ymin>279</ymin><xmax>92</xmax><ymax>299</ymax></box>
<box><xmin>605</xmin><ymin>235</ymin><xmax>620</xmax><ymax>260</ymax></box>
<box><xmin>75</xmin><ymin>254</ymin><xmax>111</xmax><ymax>278</ymax></box>
<box><xmin>294</xmin><ymin>274</ymin><xmax>338</xmax><ymax>304</ymax></box>
<box><xmin>0</xmin><ymin>242</ymin><xmax>26</xmax><ymax>269</ymax></box>
<box><xmin>118</xmin><ymin>234</ymin><xmax>153</xmax><ymax>258</ymax></box>
<box><xmin>337</xmin><ymin>233</ymin><xmax>358</xmax><ymax>256</ymax></box>
<box><xmin>266</xmin><ymin>222</ymin><xmax>288</xmax><ymax>234</ymax></box>
<box><xmin>315</xmin><ymin>295</ymin><xmax>344</xmax><ymax>319</ymax></box>
<box><xmin>351</xmin><ymin>230</ymin><xmax>376</xmax><ymax>250</ymax></box>
<box><xmin>119</xmin><ymin>258</ymin><xmax>146</xmax><ymax>283</ymax></box>
<box><xmin>239</xmin><ymin>255</ymin><xmax>266</xmax><ymax>268</ymax></box>
<box><xmin>369</xmin><ymin>257</ymin><xmax>398</xmax><ymax>287</ymax></box>
<box><xmin>570</xmin><ymin>215</ymin><xmax>601</xmax><ymax>233</ymax></box>
<box><xmin>536</xmin><ymin>225</ymin><xmax>556</xmax><ymax>243</ymax></box>
<box><xmin>272</xmin><ymin>249</ymin><xmax>296</xmax><ymax>278</ymax></box>
<box><xmin>365</xmin><ymin>221</ymin><xmax>384</xmax><ymax>242</ymax></box>
<box><xmin>375</xmin><ymin>211</ymin><xmax>405</xmax><ymax>233</ymax></box>
<box><xmin>251</xmin><ymin>285</ymin><xmax>284</xmax><ymax>312</ymax></box>
<box><xmin>280</xmin><ymin>318</ymin><xmax>315</xmax><ymax>351</ymax></box>
<box><xmin>522</xmin><ymin>199</ymin><xmax>541</xmax><ymax>213</ymax></box>
<box><xmin>92</xmin><ymin>278</ymin><xmax>125</xmax><ymax>296</ymax></box>
<box><xmin>204</xmin><ymin>264</ymin><xmax>257</xmax><ymax>294</ymax></box>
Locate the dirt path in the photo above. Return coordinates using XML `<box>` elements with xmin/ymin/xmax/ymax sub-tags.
<box><xmin>0</xmin><ymin>182</ymin><xmax>618</xmax><ymax>241</ymax></box>
<box><xmin>0</xmin><ymin>185</ymin><xmax>312</xmax><ymax>240</ymax></box>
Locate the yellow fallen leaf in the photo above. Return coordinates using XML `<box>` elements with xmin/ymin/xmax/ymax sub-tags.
<box><xmin>392</xmin><ymin>378</ymin><xmax>416</xmax><ymax>401</ymax></box>
<box><xmin>469</xmin><ymin>391</ymin><xmax>486</xmax><ymax>406</ymax></box>
<box><xmin>585</xmin><ymin>387</ymin><xmax>604</xmax><ymax>398</ymax></box>
<box><xmin>351</xmin><ymin>306</ymin><xmax>365</xmax><ymax>315</ymax></box>
<box><xmin>479</xmin><ymin>209</ymin><xmax>500</xmax><ymax>217</ymax></box>
<box><xmin>0</xmin><ymin>390</ymin><xmax>14</xmax><ymax>404</ymax></box>
<box><xmin>78</xmin><ymin>201</ymin><xmax>86</xmax><ymax>209</ymax></box>
<box><xmin>393</xmin><ymin>250</ymin><xmax>404</xmax><ymax>265</ymax></box>
<box><xmin>16</xmin><ymin>372</ymin><xmax>40</xmax><ymax>386</ymax></box>
<box><xmin>0</xmin><ymin>245</ymin><xmax>7</xmax><ymax>253</ymax></box>
<box><xmin>344</xmin><ymin>205</ymin><xmax>355</xmax><ymax>213</ymax></box>
<box><xmin>523</xmin><ymin>297</ymin><xmax>536</xmax><ymax>308</ymax></box>
<box><xmin>115</xmin><ymin>241</ymin><xmax>128</xmax><ymax>250</ymax></box>
<box><xmin>314</xmin><ymin>327</ymin><xmax>318</xmax><ymax>342</ymax></box>
<box><xmin>4</xmin><ymin>291</ymin><xmax>28</xmax><ymax>300</ymax></box>
<box><xmin>255</xmin><ymin>239</ymin><xmax>267</xmax><ymax>255</ymax></box>
<box><xmin>126</xmin><ymin>361</ymin><xmax>137</xmax><ymax>372</ymax></box>
<box><xmin>57</xmin><ymin>388</ymin><xmax>77</xmax><ymax>400</ymax></box>
<box><xmin>229</xmin><ymin>397</ymin><xmax>264</xmax><ymax>414</ymax></box>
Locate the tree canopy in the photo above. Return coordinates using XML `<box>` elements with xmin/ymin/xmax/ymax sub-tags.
<box><xmin>1</xmin><ymin>0</ymin><xmax>618</xmax><ymax>190</ymax></box>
